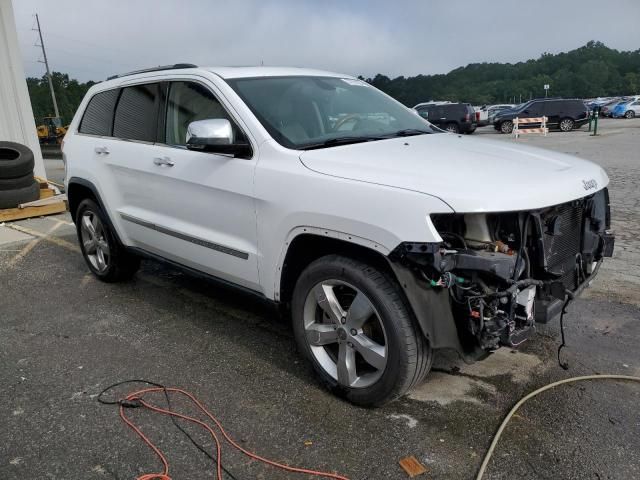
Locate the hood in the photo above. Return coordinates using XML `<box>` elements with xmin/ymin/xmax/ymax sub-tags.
<box><xmin>494</xmin><ymin>109</ymin><xmax>521</xmax><ymax>120</ymax></box>
<box><xmin>298</xmin><ymin>134</ymin><xmax>609</xmax><ymax>212</ymax></box>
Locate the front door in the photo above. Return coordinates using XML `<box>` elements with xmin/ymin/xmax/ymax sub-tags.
<box><xmin>139</xmin><ymin>80</ymin><xmax>260</xmax><ymax>291</ymax></box>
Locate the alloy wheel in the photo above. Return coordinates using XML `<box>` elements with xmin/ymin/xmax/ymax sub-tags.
<box><xmin>303</xmin><ymin>280</ymin><xmax>387</xmax><ymax>389</ymax></box>
<box><xmin>560</xmin><ymin>119</ymin><xmax>574</xmax><ymax>131</ymax></box>
<box><xmin>80</xmin><ymin>211</ymin><xmax>110</xmax><ymax>272</ymax></box>
<box><xmin>500</xmin><ymin>121</ymin><xmax>513</xmax><ymax>134</ymax></box>
<box><xmin>625</xmin><ymin>110</ymin><xmax>635</xmax><ymax>119</ymax></box>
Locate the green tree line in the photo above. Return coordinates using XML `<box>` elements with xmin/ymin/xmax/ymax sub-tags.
<box><xmin>361</xmin><ymin>41</ymin><xmax>640</xmax><ymax>106</ymax></box>
<box><xmin>26</xmin><ymin>41</ymin><xmax>640</xmax><ymax>125</ymax></box>
<box><xmin>26</xmin><ymin>72</ymin><xmax>95</xmax><ymax>126</ymax></box>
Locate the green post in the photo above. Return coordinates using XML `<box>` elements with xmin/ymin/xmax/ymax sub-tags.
<box><xmin>591</xmin><ymin>110</ymin><xmax>599</xmax><ymax>136</ymax></box>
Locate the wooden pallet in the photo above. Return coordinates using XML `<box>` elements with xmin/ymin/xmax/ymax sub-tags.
<box><xmin>0</xmin><ymin>181</ymin><xmax>67</xmax><ymax>222</ymax></box>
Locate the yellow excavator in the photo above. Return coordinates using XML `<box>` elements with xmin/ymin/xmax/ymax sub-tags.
<box><xmin>36</xmin><ymin>116</ymin><xmax>68</xmax><ymax>145</ymax></box>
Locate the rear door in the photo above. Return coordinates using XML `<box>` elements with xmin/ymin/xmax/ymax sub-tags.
<box><xmin>432</xmin><ymin>105</ymin><xmax>448</xmax><ymax>128</ymax></box>
<box><xmin>542</xmin><ymin>100</ymin><xmax>560</xmax><ymax>126</ymax></box>
<box><xmin>96</xmin><ymin>82</ymin><xmax>165</xmax><ymax>248</ymax></box>
<box><xmin>630</xmin><ymin>100</ymin><xmax>640</xmax><ymax>115</ymax></box>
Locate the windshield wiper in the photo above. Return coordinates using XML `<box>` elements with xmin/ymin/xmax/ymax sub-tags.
<box><xmin>299</xmin><ymin>136</ymin><xmax>385</xmax><ymax>150</ymax></box>
<box><xmin>388</xmin><ymin>128</ymin><xmax>432</xmax><ymax>137</ymax></box>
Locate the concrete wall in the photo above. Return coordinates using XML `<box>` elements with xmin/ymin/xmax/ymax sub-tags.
<box><xmin>0</xmin><ymin>0</ymin><xmax>46</xmax><ymax>178</ymax></box>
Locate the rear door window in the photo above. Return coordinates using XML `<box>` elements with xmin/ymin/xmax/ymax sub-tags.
<box><xmin>432</xmin><ymin>106</ymin><xmax>445</xmax><ymax>119</ymax></box>
<box><xmin>113</xmin><ymin>83</ymin><xmax>160</xmax><ymax>142</ymax></box>
<box><xmin>78</xmin><ymin>89</ymin><xmax>120</xmax><ymax>136</ymax></box>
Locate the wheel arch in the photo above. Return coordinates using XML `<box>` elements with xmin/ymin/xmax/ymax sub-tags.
<box><xmin>277</xmin><ymin>230</ymin><xmax>466</xmax><ymax>356</ymax></box>
<box><xmin>67</xmin><ymin>178</ymin><xmax>121</xmax><ymax>245</ymax></box>
<box><xmin>277</xmin><ymin>231</ymin><xmax>395</xmax><ymax>306</ymax></box>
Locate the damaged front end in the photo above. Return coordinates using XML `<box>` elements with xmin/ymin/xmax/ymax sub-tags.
<box><xmin>389</xmin><ymin>188</ymin><xmax>615</xmax><ymax>360</ymax></box>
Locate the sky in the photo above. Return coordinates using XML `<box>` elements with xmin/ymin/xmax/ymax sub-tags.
<box><xmin>12</xmin><ymin>0</ymin><xmax>640</xmax><ymax>83</ymax></box>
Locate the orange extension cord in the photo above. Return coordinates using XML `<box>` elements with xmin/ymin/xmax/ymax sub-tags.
<box><xmin>117</xmin><ymin>386</ymin><xmax>350</xmax><ymax>480</ymax></box>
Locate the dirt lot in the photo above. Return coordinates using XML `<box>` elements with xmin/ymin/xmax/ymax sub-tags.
<box><xmin>1</xmin><ymin>119</ymin><xmax>639</xmax><ymax>479</ymax></box>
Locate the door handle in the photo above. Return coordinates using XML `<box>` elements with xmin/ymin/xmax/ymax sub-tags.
<box><xmin>95</xmin><ymin>146</ymin><xmax>109</xmax><ymax>155</ymax></box>
<box><xmin>153</xmin><ymin>156</ymin><xmax>174</xmax><ymax>167</ymax></box>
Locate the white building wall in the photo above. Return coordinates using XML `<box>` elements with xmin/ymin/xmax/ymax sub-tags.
<box><xmin>0</xmin><ymin>0</ymin><xmax>46</xmax><ymax>178</ymax></box>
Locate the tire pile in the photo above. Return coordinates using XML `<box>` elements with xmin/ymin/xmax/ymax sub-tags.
<box><xmin>0</xmin><ymin>142</ymin><xmax>40</xmax><ymax>210</ymax></box>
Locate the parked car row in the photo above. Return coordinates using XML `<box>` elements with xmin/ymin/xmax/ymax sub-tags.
<box><xmin>412</xmin><ymin>94</ymin><xmax>638</xmax><ymax>136</ymax></box>
<box><xmin>610</xmin><ymin>96</ymin><xmax>640</xmax><ymax>118</ymax></box>
<box><xmin>586</xmin><ymin>95</ymin><xmax>640</xmax><ymax>118</ymax></box>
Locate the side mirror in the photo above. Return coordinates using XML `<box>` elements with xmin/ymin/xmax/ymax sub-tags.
<box><xmin>186</xmin><ymin>119</ymin><xmax>251</xmax><ymax>158</ymax></box>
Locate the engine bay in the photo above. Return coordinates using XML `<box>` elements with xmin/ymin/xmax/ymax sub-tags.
<box><xmin>390</xmin><ymin>188</ymin><xmax>615</xmax><ymax>355</ymax></box>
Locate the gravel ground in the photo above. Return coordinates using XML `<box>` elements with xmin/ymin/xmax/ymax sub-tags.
<box><xmin>1</xmin><ymin>118</ymin><xmax>639</xmax><ymax>479</ymax></box>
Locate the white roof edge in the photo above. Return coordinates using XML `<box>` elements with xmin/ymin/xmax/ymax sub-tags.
<box><xmin>90</xmin><ymin>66</ymin><xmax>356</xmax><ymax>93</ymax></box>
<box><xmin>203</xmin><ymin>66</ymin><xmax>354</xmax><ymax>79</ymax></box>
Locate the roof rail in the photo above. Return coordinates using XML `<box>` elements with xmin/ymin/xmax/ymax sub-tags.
<box><xmin>106</xmin><ymin>63</ymin><xmax>197</xmax><ymax>81</ymax></box>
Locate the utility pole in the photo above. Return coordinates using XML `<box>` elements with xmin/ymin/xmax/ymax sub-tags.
<box><xmin>34</xmin><ymin>13</ymin><xmax>59</xmax><ymax>118</ymax></box>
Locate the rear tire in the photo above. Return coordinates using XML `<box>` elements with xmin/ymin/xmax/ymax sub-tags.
<box><xmin>625</xmin><ymin>110</ymin><xmax>635</xmax><ymax>119</ymax></box>
<box><xmin>445</xmin><ymin>123</ymin><xmax>460</xmax><ymax>134</ymax></box>
<box><xmin>500</xmin><ymin>120</ymin><xmax>513</xmax><ymax>134</ymax></box>
<box><xmin>291</xmin><ymin>254</ymin><xmax>432</xmax><ymax>407</ymax></box>
<box><xmin>75</xmin><ymin>198</ymin><xmax>140</xmax><ymax>282</ymax></box>
<box><xmin>559</xmin><ymin>118</ymin><xmax>574</xmax><ymax>132</ymax></box>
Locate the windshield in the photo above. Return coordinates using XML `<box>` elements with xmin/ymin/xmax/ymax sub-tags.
<box><xmin>227</xmin><ymin>76</ymin><xmax>437</xmax><ymax>149</ymax></box>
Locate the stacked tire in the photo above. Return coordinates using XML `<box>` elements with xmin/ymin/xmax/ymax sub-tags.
<box><xmin>0</xmin><ymin>142</ymin><xmax>40</xmax><ymax>210</ymax></box>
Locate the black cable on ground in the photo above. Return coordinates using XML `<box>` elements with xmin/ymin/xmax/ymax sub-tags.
<box><xmin>556</xmin><ymin>295</ymin><xmax>573</xmax><ymax>370</ymax></box>
<box><xmin>98</xmin><ymin>379</ymin><xmax>240</xmax><ymax>480</ymax></box>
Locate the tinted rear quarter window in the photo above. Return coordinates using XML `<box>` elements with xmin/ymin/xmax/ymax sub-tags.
<box><xmin>442</xmin><ymin>104</ymin><xmax>467</xmax><ymax>118</ymax></box>
<box><xmin>113</xmin><ymin>83</ymin><xmax>160</xmax><ymax>142</ymax></box>
<box><xmin>78</xmin><ymin>89</ymin><xmax>120</xmax><ymax>136</ymax></box>
<box><xmin>416</xmin><ymin>107</ymin><xmax>429</xmax><ymax>119</ymax></box>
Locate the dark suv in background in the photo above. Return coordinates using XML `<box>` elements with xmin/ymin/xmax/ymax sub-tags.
<box><xmin>415</xmin><ymin>103</ymin><xmax>477</xmax><ymax>134</ymax></box>
<box><xmin>493</xmin><ymin>98</ymin><xmax>589</xmax><ymax>133</ymax></box>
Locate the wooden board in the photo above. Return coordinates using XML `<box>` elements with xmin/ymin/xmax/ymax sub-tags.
<box><xmin>0</xmin><ymin>189</ymin><xmax>67</xmax><ymax>222</ymax></box>
<box><xmin>398</xmin><ymin>456</ymin><xmax>427</xmax><ymax>478</ymax></box>
<box><xmin>40</xmin><ymin>188</ymin><xmax>54</xmax><ymax>199</ymax></box>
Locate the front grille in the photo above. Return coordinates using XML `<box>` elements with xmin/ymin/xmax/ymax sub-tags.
<box><xmin>542</xmin><ymin>203</ymin><xmax>584</xmax><ymax>284</ymax></box>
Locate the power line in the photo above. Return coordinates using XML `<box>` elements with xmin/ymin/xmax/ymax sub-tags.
<box><xmin>33</xmin><ymin>13</ymin><xmax>59</xmax><ymax>118</ymax></box>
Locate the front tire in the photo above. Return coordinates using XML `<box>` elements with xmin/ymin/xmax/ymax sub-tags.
<box><xmin>291</xmin><ymin>255</ymin><xmax>432</xmax><ymax>407</ymax></box>
<box><xmin>75</xmin><ymin>199</ymin><xmax>140</xmax><ymax>282</ymax></box>
<box><xmin>500</xmin><ymin>120</ymin><xmax>514</xmax><ymax>134</ymax></box>
<box><xmin>625</xmin><ymin>110</ymin><xmax>635</xmax><ymax>119</ymax></box>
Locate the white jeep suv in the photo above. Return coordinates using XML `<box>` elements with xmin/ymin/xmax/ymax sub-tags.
<box><xmin>64</xmin><ymin>64</ymin><xmax>615</xmax><ymax>406</ymax></box>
